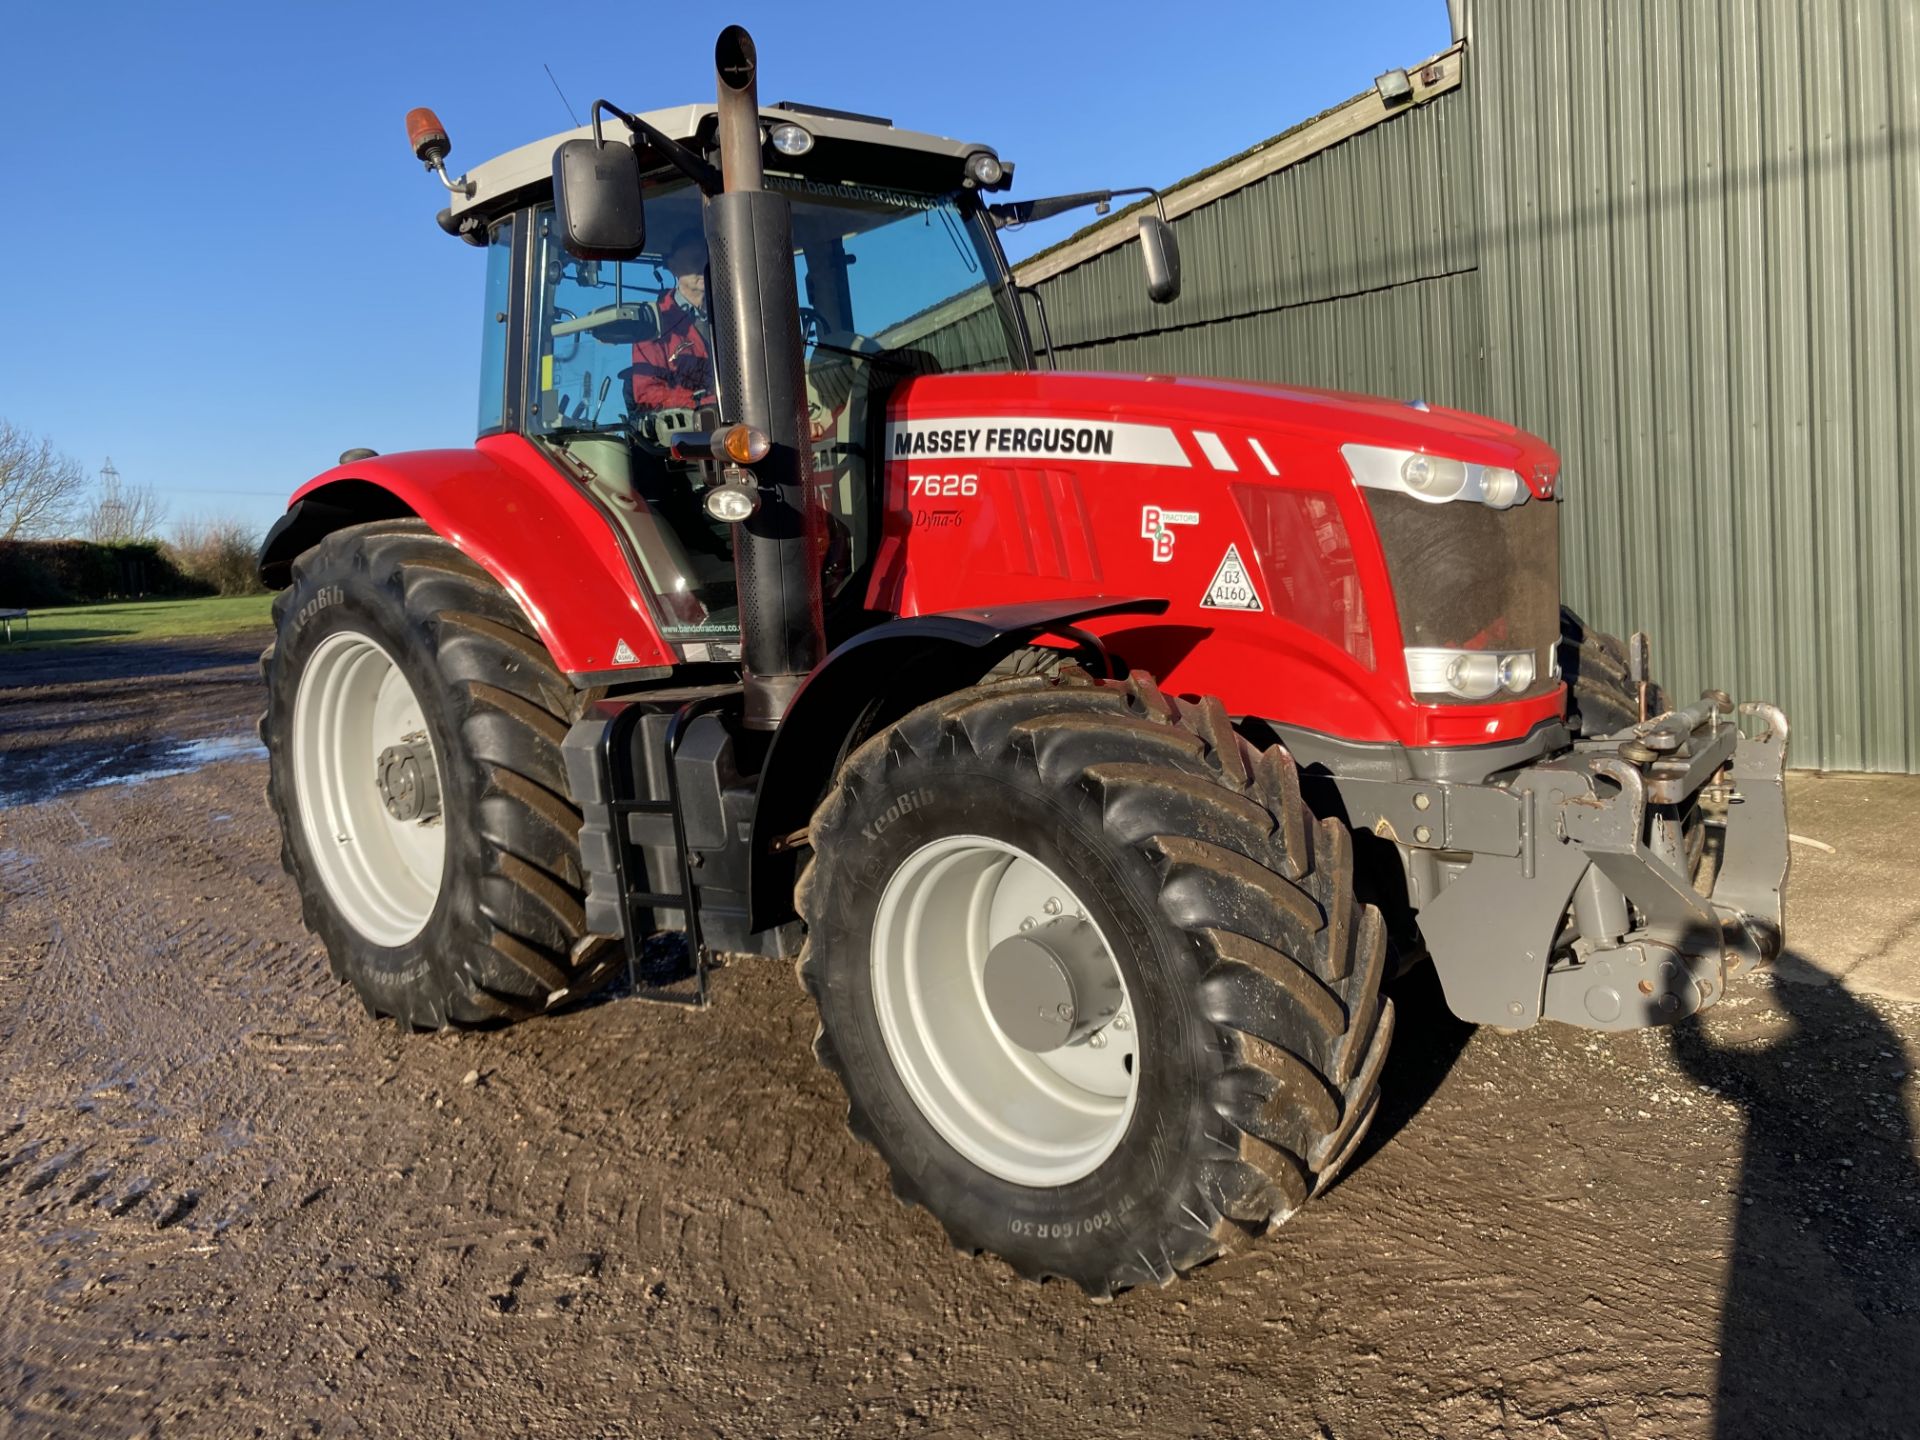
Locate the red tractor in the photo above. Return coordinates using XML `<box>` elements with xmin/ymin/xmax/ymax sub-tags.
<box><xmin>259</xmin><ymin>27</ymin><xmax>1790</xmax><ymax>1295</ymax></box>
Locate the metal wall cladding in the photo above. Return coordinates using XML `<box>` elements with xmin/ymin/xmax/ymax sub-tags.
<box><xmin>1048</xmin><ymin>269</ymin><xmax>1490</xmax><ymax>418</ymax></box>
<box><xmin>1030</xmin><ymin>0</ymin><xmax>1920</xmax><ymax>771</ymax></box>
<box><xmin>1474</xmin><ymin>0</ymin><xmax>1920</xmax><ymax>773</ymax></box>
<box><xmin>1037</xmin><ymin>90</ymin><xmax>1482</xmax><ymax>353</ymax></box>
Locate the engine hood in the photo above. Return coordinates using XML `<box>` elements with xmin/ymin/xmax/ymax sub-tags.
<box><xmin>874</xmin><ymin>367</ymin><xmax>1570</xmax><ymax>750</ymax></box>
<box><xmin>889</xmin><ymin>370</ymin><xmax>1556</xmax><ymax>475</ymax></box>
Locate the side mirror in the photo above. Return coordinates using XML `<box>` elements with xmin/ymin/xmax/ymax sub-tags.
<box><xmin>552</xmin><ymin>138</ymin><xmax>647</xmax><ymax>261</ymax></box>
<box><xmin>1139</xmin><ymin>214</ymin><xmax>1181</xmax><ymax>305</ymax></box>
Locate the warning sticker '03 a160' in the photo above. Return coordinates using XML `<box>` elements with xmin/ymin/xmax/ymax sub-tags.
<box><xmin>884</xmin><ymin>418</ymin><xmax>1191</xmax><ymax>467</ymax></box>
<box><xmin>1201</xmin><ymin>544</ymin><xmax>1263</xmax><ymax>611</ymax></box>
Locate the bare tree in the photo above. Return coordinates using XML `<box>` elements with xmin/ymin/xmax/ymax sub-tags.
<box><xmin>0</xmin><ymin>420</ymin><xmax>90</xmax><ymax>539</ymax></box>
<box><xmin>84</xmin><ymin>459</ymin><xmax>168</xmax><ymax>544</ymax></box>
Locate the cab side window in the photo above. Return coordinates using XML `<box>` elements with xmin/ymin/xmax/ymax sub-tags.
<box><xmin>476</xmin><ymin>223</ymin><xmax>512</xmax><ymax>435</ymax></box>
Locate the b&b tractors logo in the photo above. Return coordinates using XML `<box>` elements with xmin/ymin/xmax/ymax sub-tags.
<box><xmin>1140</xmin><ymin>505</ymin><xmax>1200</xmax><ymax>562</ymax></box>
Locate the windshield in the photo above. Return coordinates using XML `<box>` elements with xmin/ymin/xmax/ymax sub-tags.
<box><xmin>780</xmin><ymin>177</ymin><xmax>1026</xmax><ymax>376</ymax></box>
<box><xmin>525</xmin><ymin>177</ymin><xmax>1024</xmax><ymax>644</ymax></box>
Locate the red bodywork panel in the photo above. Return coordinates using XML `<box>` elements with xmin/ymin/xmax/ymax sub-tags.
<box><xmin>290</xmin><ymin>434</ymin><xmax>674</xmax><ymax>676</ymax></box>
<box><xmin>286</xmin><ymin>373</ymin><xmax>1564</xmax><ymax>747</ymax></box>
<box><xmin>867</xmin><ymin>372</ymin><xmax>1565</xmax><ymax>748</ymax></box>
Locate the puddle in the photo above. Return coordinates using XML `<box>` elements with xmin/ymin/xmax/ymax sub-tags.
<box><xmin>0</xmin><ymin>733</ymin><xmax>267</xmax><ymax>809</ymax></box>
<box><xmin>88</xmin><ymin>735</ymin><xmax>267</xmax><ymax>791</ymax></box>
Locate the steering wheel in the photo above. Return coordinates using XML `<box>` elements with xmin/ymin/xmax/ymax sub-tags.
<box><xmin>624</xmin><ymin>401</ymin><xmax>718</xmax><ymax>453</ymax></box>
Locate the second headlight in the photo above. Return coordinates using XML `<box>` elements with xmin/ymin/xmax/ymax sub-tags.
<box><xmin>1343</xmin><ymin>444</ymin><xmax>1539</xmax><ymax>509</ymax></box>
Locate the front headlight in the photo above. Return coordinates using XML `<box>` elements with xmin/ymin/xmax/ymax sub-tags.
<box><xmin>1344</xmin><ymin>444</ymin><xmax>1536</xmax><ymax>509</ymax></box>
<box><xmin>1406</xmin><ymin>647</ymin><xmax>1543</xmax><ymax>700</ymax></box>
<box><xmin>1479</xmin><ymin>466</ymin><xmax>1524</xmax><ymax>508</ymax></box>
<box><xmin>1400</xmin><ymin>453</ymin><xmax>1467</xmax><ymax>500</ymax></box>
<box><xmin>1497</xmin><ymin>651</ymin><xmax>1535</xmax><ymax>691</ymax></box>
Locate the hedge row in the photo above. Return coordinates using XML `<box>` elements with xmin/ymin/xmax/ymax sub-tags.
<box><xmin>0</xmin><ymin>540</ymin><xmax>213</xmax><ymax>607</ymax></box>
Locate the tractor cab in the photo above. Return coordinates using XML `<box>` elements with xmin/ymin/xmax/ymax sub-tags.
<box><xmin>449</xmin><ymin>106</ymin><xmax>1032</xmax><ymax>654</ymax></box>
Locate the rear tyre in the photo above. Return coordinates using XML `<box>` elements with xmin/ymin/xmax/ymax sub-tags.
<box><xmin>260</xmin><ymin>520</ymin><xmax>618</xmax><ymax>1027</ymax></box>
<box><xmin>796</xmin><ymin>670</ymin><xmax>1392</xmax><ymax>1295</ymax></box>
<box><xmin>1558</xmin><ymin>604</ymin><xmax>1664</xmax><ymax>736</ymax></box>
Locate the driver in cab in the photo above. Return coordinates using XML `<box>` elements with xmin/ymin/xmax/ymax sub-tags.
<box><xmin>630</xmin><ymin>229</ymin><xmax>712</xmax><ymax>412</ymax></box>
<box><xmin>629</xmin><ymin>224</ymin><xmax>851</xmax><ymax>444</ymax></box>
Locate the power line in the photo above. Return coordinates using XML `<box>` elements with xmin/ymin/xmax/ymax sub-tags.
<box><xmin>158</xmin><ymin>486</ymin><xmax>290</xmax><ymax>498</ymax></box>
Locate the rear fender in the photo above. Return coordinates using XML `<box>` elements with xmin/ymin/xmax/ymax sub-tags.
<box><xmin>258</xmin><ymin>435</ymin><xmax>674</xmax><ymax>682</ymax></box>
<box><xmin>747</xmin><ymin>596</ymin><xmax>1168</xmax><ymax>929</ymax></box>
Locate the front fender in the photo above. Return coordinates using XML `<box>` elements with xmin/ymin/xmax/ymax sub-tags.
<box><xmin>747</xmin><ymin>595</ymin><xmax>1168</xmax><ymax>930</ymax></box>
<box><xmin>259</xmin><ymin>435</ymin><xmax>673</xmax><ymax>681</ymax></box>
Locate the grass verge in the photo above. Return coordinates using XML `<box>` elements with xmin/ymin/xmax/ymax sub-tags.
<box><xmin>0</xmin><ymin>595</ymin><xmax>275</xmax><ymax>652</ymax></box>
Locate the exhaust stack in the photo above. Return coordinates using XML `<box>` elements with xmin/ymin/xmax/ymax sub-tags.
<box><xmin>705</xmin><ymin>24</ymin><xmax>825</xmax><ymax>729</ymax></box>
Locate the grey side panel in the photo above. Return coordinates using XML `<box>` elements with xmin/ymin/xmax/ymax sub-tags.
<box><xmin>1415</xmin><ymin>824</ymin><xmax>1589</xmax><ymax>1027</ymax></box>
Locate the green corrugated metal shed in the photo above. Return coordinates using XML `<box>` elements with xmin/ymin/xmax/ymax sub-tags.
<box><xmin>1018</xmin><ymin>0</ymin><xmax>1920</xmax><ymax>773</ymax></box>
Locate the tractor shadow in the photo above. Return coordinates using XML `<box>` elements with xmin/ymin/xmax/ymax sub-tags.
<box><xmin>1345</xmin><ymin>958</ymin><xmax>1474</xmax><ymax>1174</ymax></box>
<box><xmin>1668</xmin><ymin>960</ymin><xmax>1920</xmax><ymax>1437</ymax></box>
<box><xmin>1335</xmin><ymin>948</ymin><xmax>1920</xmax><ymax>1435</ymax></box>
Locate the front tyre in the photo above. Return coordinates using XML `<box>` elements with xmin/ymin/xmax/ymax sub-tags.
<box><xmin>796</xmin><ymin>672</ymin><xmax>1393</xmax><ymax>1296</ymax></box>
<box><xmin>1558</xmin><ymin>605</ymin><xmax>1664</xmax><ymax>736</ymax></box>
<box><xmin>261</xmin><ymin>521</ymin><xmax>617</xmax><ymax>1027</ymax></box>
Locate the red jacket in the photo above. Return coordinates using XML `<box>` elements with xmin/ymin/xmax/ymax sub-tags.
<box><xmin>630</xmin><ymin>293</ymin><xmax>711</xmax><ymax>410</ymax></box>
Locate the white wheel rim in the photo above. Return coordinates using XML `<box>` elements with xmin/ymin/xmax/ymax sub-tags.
<box><xmin>291</xmin><ymin>630</ymin><xmax>446</xmax><ymax>947</ymax></box>
<box><xmin>871</xmin><ymin>835</ymin><xmax>1139</xmax><ymax>1187</ymax></box>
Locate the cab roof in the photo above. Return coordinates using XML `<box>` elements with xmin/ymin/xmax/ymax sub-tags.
<box><xmin>450</xmin><ymin>103</ymin><xmax>1009</xmax><ymax>223</ymax></box>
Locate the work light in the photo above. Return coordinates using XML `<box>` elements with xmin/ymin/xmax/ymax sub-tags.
<box><xmin>965</xmin><ymin>151</ymin><xmax>1005</xmax><ymax>188</ymax></box>
<box><xmin>705</xmin><ymin>483</ymin><xmax>759</xmax><ymax>523</ymax></box>
<box><xmin>769</xmin><ymin>122</ymin><xmax>814</xmax><ymax>156</ymax></box>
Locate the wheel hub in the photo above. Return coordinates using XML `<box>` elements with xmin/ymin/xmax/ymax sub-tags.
<box><xmin>982</xmin><ymin>919</ymin><xmax>1122</xmax><ymax>1053</ymax></box>
<box><xmin>290</xmin><ymin>630</ymin><xmax>447</xmax><ymax>947</ymax></box>
<box><xmin>869</xmin><ymin>834</ymin><xmax>1139</xmax><ymax>1187</ymax></box>
<box><xmin>377</xmin><ymin>734</ymin><xmax>442</xmax><ymax>824</ymax></box>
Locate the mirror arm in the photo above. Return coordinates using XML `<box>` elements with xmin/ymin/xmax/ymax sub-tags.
<box><xmin>987</xmin><ymin>185</ymin><xmax>1167</xmax><ymax>230</ymax></box>
<box><xmin>988</xmin><ymin>190</ymin><xmax>1112</xmax><ymax>227</ymax></box>
<box><xmin>1108</xmin><ymin>186</ymin><xmax>1166</xmax><ymax>219</ymax></box>
<box><xmin>591</xmin><ymin>99</ymin><xmax>724</xmax><ymax>195</ymax></box>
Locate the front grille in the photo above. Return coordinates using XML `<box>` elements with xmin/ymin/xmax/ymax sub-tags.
<box><xmin>1363</xmin><ymin>491</ymin><xmax>1561</xmax><ymax>702</ymax></box>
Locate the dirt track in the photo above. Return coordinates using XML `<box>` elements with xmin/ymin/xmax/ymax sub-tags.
<box><xmin>1</xmin><ymin>636</ymin><xmax>1917</xmax><ymax>1438</ymax></box>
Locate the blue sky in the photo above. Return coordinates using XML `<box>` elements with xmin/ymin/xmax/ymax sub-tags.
<box><xmin>0</xmin><ymin>1</ymin><xmax>1452</xmax><ymax>538</ymax></box>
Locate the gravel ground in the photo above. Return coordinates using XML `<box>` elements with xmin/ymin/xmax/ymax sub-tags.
<box><xmin>1</xmin><ymin>635</ymin><xmax>1916</xmax><ymax>1438</ymax></box>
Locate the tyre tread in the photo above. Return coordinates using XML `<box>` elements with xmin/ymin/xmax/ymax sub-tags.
<box><xmin>260</xmin><ymin>519</ymin><xmax>609</xmax><ymax>1027</ymax></box>
<box><xmin>795</xmin><ymin>665</ymin><xmax>1393</xmax><ymax>1295</ymax></box>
